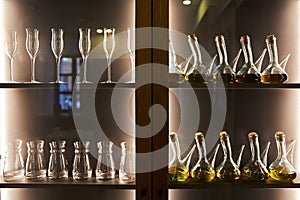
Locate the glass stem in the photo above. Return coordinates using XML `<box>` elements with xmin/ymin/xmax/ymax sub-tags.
<box><xmin>31</xmin><ymin>57</ymin><xmax>36</xmax><ymax>82</ymax></box>
<box><xmin>56</xmin><ymin>57</ymin><xmax>61</xmax><ymax>83</ymax></box>
<box><xmin>130</xmin><ymin>55</ymin><xmax>135</xmax><ymax>82</ymax></box>
<box><xmin>107</xmin><ymin>56</ymin><xmax>112</xmax><ymax>83</ymax></box>
<box><xmin>83</xmin><ymin>57</ymin><xmax>87</xmax><ymax>83</ymax></box>
<box><xmin>10</xmin><ymin>58</ymin><xmax>14</xmax><ymax>82</ymax></box>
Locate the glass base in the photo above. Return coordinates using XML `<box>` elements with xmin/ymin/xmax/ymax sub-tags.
<box><xmin>50</xmin><ymin>80</ymin><xmax>66</xmax><ymax>84</ymax></box>
<box><xmin>100</xmin><ymin>80</ymin><xmax>116</xmax><ymax>84</ymax></box>
<box><xmin>76</xmin><ymin>80</ymin><xmax>93</xmax><ymax>84</ymax></box>
<box><xmin>125</xmin><ymin>80</ymin><xmax>135</xmax><ymax>83</ymax></box>
<box><xmin>24</xmin><ymin>80</ymin><xmax>41</xmax><ymax>84</ymax></box>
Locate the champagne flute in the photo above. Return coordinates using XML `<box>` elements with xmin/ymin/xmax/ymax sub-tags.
<box><xmin>127</xmin><ymin>28</ymin><xmax>135</xmax><ymax>83</ymax></box>
<box><xmin>4</xmin><ymin>30</ymin><xmax>18</xmax><ymax>83</ymax></box>
<box><xmin>101</xmin><ymin>28</ymin><xmax>115</xmax><ymax>84</ymax></box>
<box><xmin>78</xmin><ymin>27</ymin><xmax>91</xmax><ymax>83</ymax></box>
<box><xmin>51</xmin><ymin>28</ymin><xmax>64</xmax><ymax>83</ymax></box>
<box><xmin>26</xmin><ymin>28</ymin><xmax>40</xmax><ymax>83</ymax></box>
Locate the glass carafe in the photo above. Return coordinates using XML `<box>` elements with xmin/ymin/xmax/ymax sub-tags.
<box><xmin>72</xmin><ymin>141</ymin><xmax>92</xmax><ymax>181</ymax></box>
<box><xmin>214</xmin><ymin>35</ymin><xmax>236</xmax><ymax>83</ymax></box>
<box><xmin>48</xmin><ymin>140</ymin><xmax>68</xmax><ymax>180</ymax></box>
<box><xmin>216</xmin><ymin>131</ymin><xmax>242</xmax><ymax>182</ymax></box>
<box><xmin>119</xmin><ymin>142</ymin><xmax>135</xmax><ymax>183</ymax></box>
<box><xmin>3</xmin><ymin>140</ymin><xmax>24</xmax><ymax>181</ymax></box>
<box><xmin>261</xmin><ymin>34</ymin><xmax>288</xmax><ymax>84</ymax></box>
<box><xmin>269</xmin><ymin>131</ymin><xmax>296</xmax><ymax>182</ymax></box>
<box><xmin>168</xmin><ymin>132</ymin><xmax>195</xmax><ymax>183</ymax></box>
<box><xmin>236</xmin><ymin>35</ymin><xmax>261</xmax><ymax>83</ymax></box>
<box><xmin>96</xmin><ymin>141</ymin><xmax>116</xmax><ymax>180</ymax></box>
<box><xmin>25</xmin><ymin>140</ymin><xmax>46</xmax><ymax>181</ymax></box>
<box><xmin>190</xmin><ymin>132</ymin><xmax>215</xmax><ymax>182</ymax></box>
<box><xmin>242</xmin><ymin>132</ymin><xmax>269</xmax><ymax>181</ymax></box>
<box><xmin>169</xmin><ymin>38</ymin><xmax>185</xmax><ymax>83</ymax></box>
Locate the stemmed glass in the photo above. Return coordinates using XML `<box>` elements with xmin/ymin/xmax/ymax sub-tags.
<box><xmin>101</xmin><ymin>28</ymin><xmax>115</xmax><ymax>84</ymax></box>
<box><xmin>51</xmin><ymin>28</ymin><xmax>64</xmax><ymax>83</ymax></box>
<box><xmin>26</xmin><ymin>28</ymin><xmax>40</xmax><ymax>83</ymax></box>
<box><xmin>4</xmin><ymin>30</ymin><xmax>18</xmax><ymax>83</ymax></box>
<box><xmin>78</xmin><ymin>27</ymin><xmax>91</xmax><ymax>83</ymax></box>
<box><xmin>127</xmin><ymin>28</ymin><xmax>135</xmax><ymax>83</ymax></box>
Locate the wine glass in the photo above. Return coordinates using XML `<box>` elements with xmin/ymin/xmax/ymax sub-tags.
<box><xmin>78</xmin><ymin>27</ymin><xmax>91</xmax><ymax>83</ymax></box>
<box><xmin>26</xmin><ymin>28</ymin><xmax>40</xmax><ymax>83</ymax></box>
<box><xmin>127</xmin><ymin>28</ymin><xmax>135</xmax><ymax>83</ymax></box>
<box><xmin>51</xmin><ymin>28</ymin><xmax>64</xmax><ymax>83</ymax></box>
<box><xmin>101</xmin><ymin>28</ymin><xmax>115</xmax><ymax>84</ymax></box>
<box><xmin>4</xmin><ymin>29</ymin><xmax>18</xmax><ymax>83</ymax></box>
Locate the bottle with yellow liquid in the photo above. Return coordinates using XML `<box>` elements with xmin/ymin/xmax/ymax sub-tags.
<box><xmin>168</xmin><ymin>132</ymin><xmax>195</xmax><ymax>183</ymax></box>
<box><xmin>242</xmin><ymin>132</ymin><xmax>269</xmax><ymax>181</ymax></box>
<box><xmin>190</xmin><ymin>132</ymin><xmax>217</xmax><ymax>182</ymax></box>
<box><xmin>269</xmin><ymin>131</ymin><xmax>297</xmax><ymax>182</ymax></box>
<box><xmin>216</xmin><ymin>131</ymin><xmax>244</xmax><ymax>182</ymax></box>
<box><xmin>261</xmin><ymin>35</ymin><xmax>289</xmax><ymax>84</ymax></box>
<box><xmin>236</xmin><ymin>35</ymin><xmax>261</xmax><ymax>83</ymax></box>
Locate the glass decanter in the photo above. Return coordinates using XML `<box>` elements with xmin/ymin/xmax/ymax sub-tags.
<box><xmin>213</xmin><ymin>35</ymin><xmax>236</xmax><ymax>84</ymax></box>
<box><xmin>72</xmin><ymin>141</ymin><xmax>92</xmax><ymax>180</ymax></box>
<box><xmin>185</xmin><ymin>34</ymin><xmax>209</xmax><ymax>83</ymax></box>
<box><xmin>168</xmin><ymin>132</ymin><xmax>195</xmax><ymax>183</ymax></box>
<box><xmin>242</xmin><ymin>132</ymin><xmax>269</xmax><ymax>181</ymax></box>
<box><xmin>119</xmin><ymin>142</ymin><xmax>135</xmax><ymax>182</ymax></box>
<box><xmin>96</xmin><ymin>141</ymin><xmax>116</xmax><ymax>180</ymax></box>
<box><xmin>190</xmin><ymin>132</ymin><xmax>215</xmax><ymax>182</ymax></box>
<box><xmin>25</xmin><ymin>140</ymin><xmax>47</xmax><ymax>181</ymax></box>
<box><xmin>3</xmin><ymin>140</ymin><xmax>24</xmax><ymax>181</ymax></box>
<box><xmin>269</xmin><ymin>131</ymin><xmax>297</xmax><ymax>182</ymax></box>
<box><xmin>48</xmin><ymin>140</ymin><xmax>68</xmax><ymax>180</ymax></box>
<box><xmin>216</xmin><ymin>131</ymin><xmax>243</xmax><ymax>182</ymax></box>
<box><xmin>261</xmin><ymin>34</ymin><xmax>288</xmax><ymax>84</ymax></box>
<box><xmin>236</xmin><ymin>35</ymin><xmax>261</xmax><ymax>83</ymax></box>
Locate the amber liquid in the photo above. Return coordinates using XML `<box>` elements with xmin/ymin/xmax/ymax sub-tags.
<box><xmin>216</xmin><ymin>165</ymin><xmax>241</xmax><ymax>182</ymax></box>
<box><xmin>269</xmin><ymin>168</ymin><xmax>297</xmax><ymax>182</ymax></box>
<box><xmin>168</xmin><ymin>166</ymin><xmax>189</xmax><ymax>182</ymax></box>
<box><xmin>235</xmin><ymin>74</ymin><xmax>260</xmax><ymax>83</ymax></box>
<box><xmin>242</xmin><ymin>168</ymin><xmax>268</xmax><ymax>181</ymax></box>
<box><xmin>190</xmin><ymin>169</ymin><xmax>215</xmax><ymax>182</ymax></box>
<box><xmin>260</xmin><ymin>74</ymin><xmax>288</xmax><ymax>84</ymax></box>
<box><xmin>169</xmin><ymin>73</ymin><xmax>185</xmax><ymax>83</ymax></box>
<box><xmin>221</xmin><ymin>74</ymin><xmax>235</xmax><ymax>84</ymax></box>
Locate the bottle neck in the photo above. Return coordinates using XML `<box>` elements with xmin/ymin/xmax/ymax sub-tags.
<box><xmin>267</xmin><ymin>41</ymin><xmax>279</xmax><ymax>65</ymax></box>
<box><xmin>250</xmin><ymin>137</ymin><xmax>261</xmax><ymax>161</ymax></box>
<box><xmin>188</xmin><ymin>37</ymin><xmax>198</xmax><ymax>67</ymax></box>
<box><xmin>169</xmin><ymin>40</ymin><xmax>178</xmax><ymax>73</ymax></box>
<box><xmin>196</xmin><ymin>138</ymin><xmax>207</xmax><ymax>161</ymax></box>
<box><xmin>276</xmin><ymin>139</ymin><xmax>287</xmax><ymax>159</ymax></box>
<box><xmin>170</xmin><ymin>137</ymin><xmax>182</xmax><ymax>161</ymax></box>
<box><xmin>221</xmin><ymin>137</ymin><xmax>233</xmax><ymax>161</ymax></box>
<box><xmin>241</xmin><ymin>42</ymin><xmax>254</xmax><ymax>65</ymax></box>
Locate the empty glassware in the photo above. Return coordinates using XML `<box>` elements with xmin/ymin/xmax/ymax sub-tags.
<box><xmin>48</xmin><ymin>140</ymin><xmax>68</xmax><ymax>180</ymax></box>
<box><xmin>25</xmin><ymin>140</ymin><xmax>47</xmax><ymax>181</ymax></box>
<box><xmin>51</xmin><ymin>28</ymin><xmax>64</xmax><ymax>83</ymax></box>
<box><xmin>72</xmin><ymin>141</ymin><xmax>92</xmax><ymax>180</ymax></box>
<box><xmin>127</xmin><ymin>28</ymin><xmax>135</xmax><ymax>83</ymax></box>
<box><xmin>269</xmin><ymin>131</ymin><xmax>297</xmax><ymax>182</ymax></box>
<box><xmin>4</xmin><ymin>29</ymin><xmax>18</xmax><ymax>83</ymax></box>
<box><xmin>26</xmin><ymin>28</ymin><xmax>40</xmax><ymax>83</ymax></box>
<box><xmin>96</xmin><ymin>141</ymin><xmax>115</xmax><ymax>180</ymax></box>
<box><xmin>119</xmin><ymin>141</ymin><xmax>135</xmax><ymax>182</ymax></box>
<box><xmin>3</xmin><ymin>140</ymin><xmax>24</xmax><ymax>181</ymax></box>
<box><xmin>102</xmin><ymin>28</ymin><xmax>116</xmax><ymax>84</ymax></box>
<box><xmin>78</xmin><ymin>28</ymin><xmax>91</xmax><ymax>83</ymax></box>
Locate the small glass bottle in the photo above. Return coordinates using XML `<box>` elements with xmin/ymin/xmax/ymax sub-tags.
<box><xmin>242</xmin><ymin>132</ymin><xmax>269</xmax><ymax>181</ymax></box>
<box><xmin>25</xmin><ymin>140</ymin><xmax>47</xmax><ymax>181</ymax></box>
<box><xmin>186</xmin><ymin>34</ymin><xmax>209</xmax><ymax>83</ymax></box>
<box><xmin>236</xmin><ymin>35</ymin><xmax>261</xmax><ymax>83</ymax></box>
<box><xmin>48</xmin><ymin>140</ymin><xmax>68</xmax><ymax>180</ymax></box>
<box><xmin>261</xmin><ymin>34</ymin><xmax>288</xmax><ymax>84</ymax></box>
<box><xmin>119</xmin><ymin>142</ymin><xmax>135</xmax><ymax>182</ymax></box>
<box><xmin>96</xmin><ymin>141</ymin><xmax>116</xmax><ymax>180</ymax></box>
<box><xmin>214</xmin><ymin>35</ymin><xmax>235</xmax><ymax>83</ymax></box>
<box><xmin>3</xmin><ymin>140</ymin><xmax>24</xmax><ymax>181</ymax></box>
<box><xmin>72</xmin><ymin>141</ymin><xmax>92</xmax><ymax>181</ymax></box>
<box><xmin>269</xmin><ymin>132</ymin><xmax>297</xmax><ymax>182</ymax></box>
<box><xmin>216</xmin><ymin>131</ymin><xmax>241</xmax><ymax>182</ymax></box>
<box><xmin>168</xmin><ymin>132</ymin><xmax>191</xmax><ymax>183</ymax></box>
<box><xmin>190</xmin><ymin>132</ymin><xmax>215</xmax><ymax>182</ymax></box>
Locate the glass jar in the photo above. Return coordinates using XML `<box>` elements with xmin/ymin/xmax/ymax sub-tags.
<box><xmin>72</xmin><ymin>141</ymin><xmax>92</xmax><ymax>181</ymax></box>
